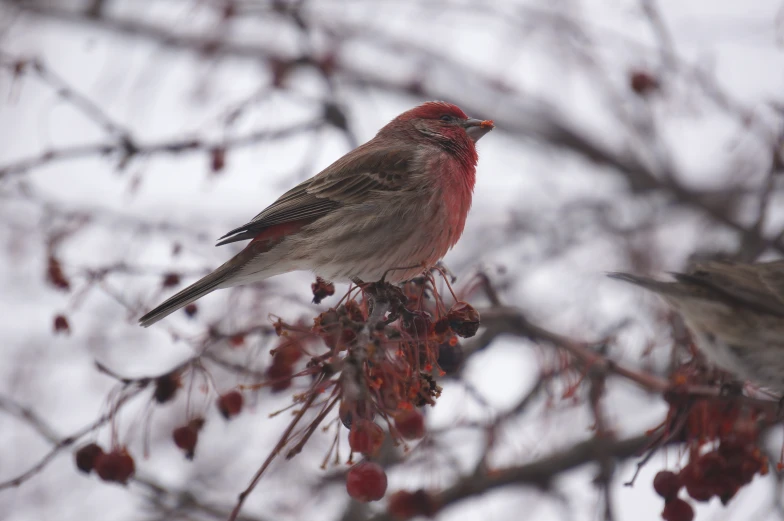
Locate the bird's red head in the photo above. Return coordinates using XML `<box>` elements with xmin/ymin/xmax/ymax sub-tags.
<box><xmin>383</xmin><ymin>101</ymin><xmax>494</xmax><ymax>147</ymax></box>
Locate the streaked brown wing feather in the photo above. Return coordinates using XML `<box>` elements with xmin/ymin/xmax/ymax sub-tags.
<box><xmin>683</xmin><ymin>260</ymin><xmax>784</xmax><ymax>317</ymax></box>
<box><xmin>216</xmin><ymin>146</ymin><xmax>411</xmax><ymax>246</ymax></box>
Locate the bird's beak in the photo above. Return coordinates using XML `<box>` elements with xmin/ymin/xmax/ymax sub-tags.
<box><xmin>463</xmin><ymin>118</ymin><xmax>495</xmax><ymax>142</ymax></box>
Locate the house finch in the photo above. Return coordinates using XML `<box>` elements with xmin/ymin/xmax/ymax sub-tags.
<box><xmin>608</xmin><ymin>259</ymin><xmax>784</xmax><ymax>391</ymax></box>
<box><xmin>139</xmin><ymin>102</ymin><xmax>494</xmax><ymax>327</ymax></box>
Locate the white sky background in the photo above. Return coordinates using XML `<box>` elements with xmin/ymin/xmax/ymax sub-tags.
<box><xmin>1</xmin><ymin>1</ymin><xmax>784</xmax><ymax>520</ymax></box>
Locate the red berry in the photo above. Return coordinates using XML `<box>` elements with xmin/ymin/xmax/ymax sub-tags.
<box><xmin>173</xmin><ymin>424</ymin><xmax>199</xmax><ymax>459</ymax></box>
<box><xmin>272</xmin><ymin>341</ymin><xmax>303</xmax><ymax>366</ymax></box>
<box><xmin>217</xmin><ymin>391</ymin><xmax>244</xmax><ymax>419</ymax></box>
<box><xmin>94</xmin><ymin>448</ymin><xmax>135</xmax><ymax>484</ymax></box>
<box><xmin>387</xmin><ymin>489</ymin><xmax>438</xmax><ymax>519</ymax></box>
<box><xmin>683</xmin><ymin>480</ymin><xmax>712</xmax><ymax>502</ymax></box>
<box><xmin>53</xmin><ymin>314</ymin><xmax>70</xmax><ymax>334</ymax></box>
<box><xmin>436</xmin><ymin>338</ymin><xmax>464</xmax><ymax>374</ymax></box>
<box><xmin>183</xmin><ymin>303</ymin><xmax>198</xmax><ymax>317</ymax></box>
<box><xmin>653</xmin><ymin>470</ymin><xmax>681</xmax><ymax>500</ymax></box>
<box><xmin>346</xmin><ymin>461</ymin><xmax>387</xmax><ymax>502</ymax></box>
<box><xmin>210</xmin><ymin>147</ymin><xmax>226</xmax><ymax>173</ymax></box>
<box><xmin>46</xmin><ymin>255</ymin><xmax>70</xmax><ymax>291</ymax></box>
<box><xmin>75</xmin><ymin>443</ymin><xmax>104</xmax><ymax>474</ymax></box>
<box><xmin>266</xmin><ymin>360</ymin><xmax>294</xmax><ymax>392</ymax></box>
<box><xmin>630</xmin><ymin>70</ymin><xmax>659</xmax><ymax>96</ymax></box>
<box><xmin>661</xmin><ymin>498</ymin><xmax>694</xmax><ymax>521</ymax></box>
<box><xmin>394</xmin><ymin>410</ymin><xmax>426</xmax><ymax>440</ymax></box>
<box><xmin>348</xmin><ymin>420</ymin><xmax>385</xmax><ymax>456</ymax></box>
<box><xmin>162</xmin><ymin>272</ymin><xmax>181</xmax><ymax>288</ymax></box>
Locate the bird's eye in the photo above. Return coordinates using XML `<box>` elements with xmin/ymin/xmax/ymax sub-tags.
<box><xmin>439</xmin><ymin>115</ymin><xmax>453</xmax><ymax>122</ymax></box>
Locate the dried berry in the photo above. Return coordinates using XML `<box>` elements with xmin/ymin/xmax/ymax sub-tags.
<box><xmin>447</xmin><ymin>302</ymin><xmax>480</xmax><ymax>338</ymax></box>
<box><xmin>94</xmin><ymin>448</ymin><xmax>135</xmax><ymax>484</ymax></box>
<box><xmin>153</xmin><ymin>372</ymin><xmax>180</xmax><ymax>404</ymax></box>
<box><xmin>346</xmin><ymin>461</ymin><xmax>387</xmax><ymax>502</ymax></box>
<box><xmin>217</xmin><ymin>390</ymin><xmax>244</xmax><ymax>420</ymax></box>
<box><xmin>403</xmin><ymin>311</ymin><xmax>432</xmax><ymax>338</ymax></box>
<box><xmin>433</xmin><ymin>317</ymin><xmax>450</xmax><ymax>336</ymax></box>
<box><xmin>311</xmin><ymin>277</ymin><xmax>335</xmax><ymax>304</ymax></box>
<box><xmin>394</xmin><ymin>410</ymin><xmax>426</xmax><ymax>440</ymax></box>
<box><xmin>75</xmin><ymin>443</ymin><xmax>104</xmax><ymax>474</ymax></box>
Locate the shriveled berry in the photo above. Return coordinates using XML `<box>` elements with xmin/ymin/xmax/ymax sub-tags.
<box><xmin>94</xmin><ymin>448</ymin><xmax>135</xmax><ymax>484</ymax></box>
<box><xmin>349</xmin><ymin>420</ymin><xmax>385</xmax><ymax>456</ymax></box>
<box><xmin>661</xmin><ymin>498</ymin><xmax>694</xmax><ymax>521</ymax></box>
<box><xmin>75</xmin><ymin>443</ymin><xmax>104</xmax><ymax>474</ymax></box>
<box><xmin>387</xmin><ymin>489</ymin><xmax>438</xmax><ymax>519</ymax></box>
<box><xmin>653</xmin><ymin>470</ymin><xmax>681</xmax><ymax>500</ymax></box>
<box><xmin>403</xmin><ymin>311</ymin><xmax>432</xmax><ymax>337</ymax></box>
<box><xmin>153</xmin><ymin>372</ymin><xmax>180</xmax><ymax>404</ymax></box>
<box><xmin>447</xmin><ymin>302</ymin><xmax>480</xmax><ymax>338</ymax></box>
<box><xmin>173</xmin><ymin>424</ymin><xmax>199</xmax><ymax>459</ymax></box>
<box><xmin>433</xmin><ymin>317</ymin><xmax>451</xmax><ymax>335</ymax></box>
<box><xmin>311</xmin><ymin>277</ymin><xmax>335</xmax><ymax>304</ymax></box>
<box><xmin>346</xmin><ymin>461</ymin><xmax>387</xmax><ymax>502</ymax></box>
<box><xmin>394</xmin><ymin>410</ymin><xmax>425</xmax><ymax>440</ymax></box>
<box><xmin>217</xmin><ymin>390</ymin><xmax>244</xmax><ymax>419</ymax></box>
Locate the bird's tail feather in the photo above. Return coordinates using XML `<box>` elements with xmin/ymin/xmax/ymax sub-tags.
<box><xmin>606</xmin><ymin>271</ymin><xmax>675</xmax><ymax>294</ymax></box>
<box><xmin>139</xmin><ymin>268</ymin><xmax>233</xmax><ymax>327</ymax></box>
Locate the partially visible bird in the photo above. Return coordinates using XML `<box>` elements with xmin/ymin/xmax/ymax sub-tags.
<box><xmin>608</xmin><ymin>259</ymin><xmax>784</xmax><ymax>391</ymax></box>
<box><xmin>139</xmin><ymin>102</ymin><xmax>494</xmax><ymax>327</ymax></box>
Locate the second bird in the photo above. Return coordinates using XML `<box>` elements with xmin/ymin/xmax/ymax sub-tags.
<box><xmin>609</xmin><ymin>259</ymin><xmax>784</xmax><ymax>392</ymax></box>
<box><xmin>140</xmin><ymin>102</ymin><xmax>494</xmax><ymax>327</ymax></box>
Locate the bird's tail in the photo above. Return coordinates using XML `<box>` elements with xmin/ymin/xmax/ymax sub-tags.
<box><xmin>139</xmin><ymin>266</ymin><xmax>234</xmax><ymax>327</ymax></box>
<box><xmin>606</xmin><ymin>271</ymin><xmax>676</xmax><ymax>294</ymax></box>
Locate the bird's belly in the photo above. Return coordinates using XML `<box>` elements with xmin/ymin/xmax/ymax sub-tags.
<box><xmin>296</xmin><ymin>195</ymin><xmax>456</xmax><ymax>283</ymax></box>
<box><xmin>693</xmin><ymin>330</ymin><xmax>784</xmax><ymax>392</ymax></box>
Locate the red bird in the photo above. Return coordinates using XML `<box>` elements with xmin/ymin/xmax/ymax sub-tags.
<box><xmin>139</xmin><ymin>102</ymin><xmax>493</xmax><ymax>327</ymax></box>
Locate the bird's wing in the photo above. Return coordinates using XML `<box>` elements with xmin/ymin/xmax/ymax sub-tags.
<box><xmin>754</xmin><ymin>260</ymin><xmax>784</xmax><ymax>302</ymax></box>
<box><xmin>680</xmin><ymin>260</ymin><xmax>784</xmax><ymax>317</ymax></box>
<box><xmin>216</xmin><ymin>146</ymin><xmax>412</xmax><ymax>246</ymax></box>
